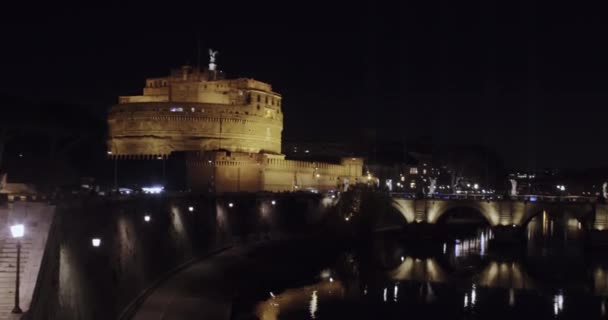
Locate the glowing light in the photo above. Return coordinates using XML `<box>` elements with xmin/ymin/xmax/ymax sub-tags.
<box><xmin>473</xmin><ymin>184</ymin><xmax>479</xmax><ymax>190</ymax></box>
<box><xmin>269</xmin><ymin>292</ymin><xmax>276</xmax><ymax>298</ymax></box>
<box><xmin>329</xmin><ymin>277</ymin><xmax>334</xmax><ymax>283</ymax></box>
<box><xmin>471</xmin><ymin>285</ymin><xmax>476</xmax><ymax>305</ymax></box>
<box><xmin>320</xmin><ymin>269</ymin><xmax>331</xmax><ymax>279</ymax></box>
<box><xmin>400</xmin><ymin>256</ymin><xmax>405</xmax><ymax>262</ymax></box>
<box><xmin>509</xmin><ymin>288</ymin><xmax>515</xmax><ymax>307</ymax></box>
<box><xmin>144</xmin><ymin>215</ymin><xmax>151</xmax><ymax>222</ymax></box>
<box><xmin>464</xmin><ymin>294</ymin><xmax>469</xmax><ymax>308</ymax></box>
<box><xmin>309</xmin><ymin>290</ymin><xmax>318</xmax><ymax>319</ymax></box>
<box><xmin>142</xmin><ymin>186</ymin><xmax>164</xmax><ymax>194</ymax></box>
<box><xmin>107</xmin><ymin>151</ymin><xmax>112</xmax><ymax>155</ymax></box>
<box><xmin>10</xmin><ymin>224</ymin><xmax>24</xmax><ymax>238</ymax></box>
<box><xmin>553</xmin><ymin>293</ymin><xmax>564</xmax><ymax>316</ymax></box>
<box><xmin>383</xmin><ymin>288</ymin><xmax>387</xmax><ymax>302</ymax></box>
<box><xmin>271</xmin><ymin>200</ymin><xmax>276</xmax><ymax>206</ymax></box>
<box><xmin>188</xmin><ymin>206</ymin><xmax>194</xmax><ymax>212</ymax></box>
<box><xmin>228</xmin><ymin>203</ymin><xmax>234</xmax><ymax>208</ymax></box>
<box><xmin>442</xmin><ymin>243</ymin><xmax>447</xmax><ymax>254</ymax></box>
<box><xmin>394</xmin><ymin>284</ymin><xmax>399</xmax><ymax>302</ymax></box>
<box><xmin>92</xmin><ymin>238</ymin><xmax>101</xmax><ymax>247</ymax></box>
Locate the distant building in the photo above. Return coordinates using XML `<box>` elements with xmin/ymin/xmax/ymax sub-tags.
<box><xmin>107</xmin><ymin>53</ymin><xmax>363</xmax><ymax>192</ymax></box>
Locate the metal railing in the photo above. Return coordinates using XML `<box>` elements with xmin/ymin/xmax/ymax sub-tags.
<box><xmin>389</xmin><ymin>192</ymin><xmax>598</xmax><ymax>203</ymax></box>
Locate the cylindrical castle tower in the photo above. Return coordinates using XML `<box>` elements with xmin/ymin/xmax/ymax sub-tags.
<box><xmin>107</xmin><ymin>65</ymin><xmax>283</xmax><ymax>157</ymax></box>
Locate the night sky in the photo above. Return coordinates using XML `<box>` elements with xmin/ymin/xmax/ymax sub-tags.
<box><xmin>1</xmin><ymin>1</ymin><xmax>607</xmax><ymax>170</ymax></box>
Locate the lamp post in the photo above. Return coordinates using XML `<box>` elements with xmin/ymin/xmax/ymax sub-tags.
<box><xmin>10</xmin><ymin>224</ymin><xmax>24</xmax><ymax>314</ymax></box>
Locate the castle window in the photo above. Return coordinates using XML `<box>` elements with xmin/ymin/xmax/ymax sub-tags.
<box><xmin>265</xmin><ymin>96</ymin><xmax>268</xmax><ymax>104</ymax></box>
<box><xmin>257</xmin><ymin>95</ymin><xmax>261</xmax><ymax>102</ymax></box>
<box><xmin>170</xmin><ymin>107</ymin><xmax>183</xmax><ymax>112</ymax></box>
<box><xmin>257</xmin><ymin>105</ymin><xmax>260</xmax><ymax>110</ymax></box>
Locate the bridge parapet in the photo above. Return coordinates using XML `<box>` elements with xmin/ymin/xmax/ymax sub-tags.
<box><xmin>390</xmin><ymin>192</ymin><xmax>597</xmax><ymax>203</ymax></box>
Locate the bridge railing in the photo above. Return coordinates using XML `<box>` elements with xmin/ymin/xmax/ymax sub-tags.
<box><xmin>389</xmin><ymin>192</ymin><xmax>598</xmax><ymax>203</ymax></box>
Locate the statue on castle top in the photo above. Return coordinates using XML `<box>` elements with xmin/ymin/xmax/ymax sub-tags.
<box><xmin>209</xmin><ymin>49</ymin><xmax>218</xmax><ymax>63</ymax></box>
<box><xmin>208</xmin><ymin>49</ymin><xmax>219</xmax><ymax>71</ymax></box>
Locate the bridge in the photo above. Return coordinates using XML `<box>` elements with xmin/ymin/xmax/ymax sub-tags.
<box><xmin>390</xmin><ymin>193</ymin><xmax>608</xmax><ymax>242</ymax></box>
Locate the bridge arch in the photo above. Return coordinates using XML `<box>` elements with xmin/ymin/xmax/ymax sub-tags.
<box><xmin>520</xmin><ymin>202</ymin><xmax>595</xmax><ymax>228</ymax></box>
<box><xmin>391</xmin><ymin>199</ymin><xmax>416</xmax><ymax>223</ymax></box>
<box><xmin>433</xmin><ymin>205</ymin><xmax>492</xmax><ymax>226</ymax></box>
<box><xmin>429</xmin><ymin>200</ymin><xmax>500</xmax><ymax>226</ymax></box>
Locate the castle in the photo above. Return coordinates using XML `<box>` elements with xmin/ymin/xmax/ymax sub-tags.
<box><xmin>107</xmin><ymin>51</ymin><xmax>363</xmax><ymax>192</ymax></box>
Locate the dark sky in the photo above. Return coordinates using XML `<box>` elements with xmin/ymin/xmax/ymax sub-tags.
<box><xmin>1</xmin><ymin>1</ymin><xmax>607</xmax><ymax>170</ymax></box>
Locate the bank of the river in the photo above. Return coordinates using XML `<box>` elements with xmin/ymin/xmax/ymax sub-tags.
<box><xmin>130</xmin><ymin>236</ymin><xmax>347</xmax><ymax>320</ymax></box>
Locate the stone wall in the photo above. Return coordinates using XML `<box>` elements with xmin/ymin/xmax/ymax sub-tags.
<box><xmin>186</xmin><ymin>152</ymin><xmax>364</xmax><ymax>193</ymax></box>
<box><xmin>108</xmin><ymin>102</ymin><xmax>283</xmax><ymax>156</ymax></box>
<box><xmin>26</xmin><ymin>193</ymin><xmax>330</xmax><ymax>320</ymax></box>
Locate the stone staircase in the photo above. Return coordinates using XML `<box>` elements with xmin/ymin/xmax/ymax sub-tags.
<box><xmin>0</xmin><ymin>233</ymin><xmax>32</xmax><ymax>319</ymax></box>
<box><xmin>0</xmin><ymin>201</ymin><xmax>55</xmax><ymax>320</ymax></box>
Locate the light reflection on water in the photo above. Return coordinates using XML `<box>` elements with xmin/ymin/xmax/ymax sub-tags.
<box><xmin>247</xmin><ymin>221</ymin><xmax>608</xmax><ymax>319</ymax></box>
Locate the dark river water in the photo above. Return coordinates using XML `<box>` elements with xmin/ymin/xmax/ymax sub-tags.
<box><xmin>233</xmin><ymin>213</ymin><xmax>608</xmax><ymax>319</ymax></box>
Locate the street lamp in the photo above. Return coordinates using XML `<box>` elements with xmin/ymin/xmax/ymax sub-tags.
<box><xmin>10</xmin><ymin>224</ymin><xmax>24</xmax><ymax>314</ymax></box>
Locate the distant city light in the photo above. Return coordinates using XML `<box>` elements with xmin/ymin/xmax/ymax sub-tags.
<box><xmin>92</xmin><ymin>238</ymin><xmax>101</xmax><ymax>247</ymax></box>
<box><xmin>271</xmin><ymin>200</ymin><xmax>276</xmax><ymax>205</ymax></box>
<box><xmin>144</xmin><ymin>215</ymin><xmax>151</xmax><ymax>222</ymax></box>
<box><xmin>188</xmin><ymin>206</ymin><xmax>194</xmax><ymax>212</ymax></box>
<box><xmin>228</xmin><ymin>202</ymin><xmax>234</xmax><ymax>208</ymax></box>
<box><xmin>142</xmin><ymin>186</ymin><xmax>164</xmax><ymax>194</ymax></box>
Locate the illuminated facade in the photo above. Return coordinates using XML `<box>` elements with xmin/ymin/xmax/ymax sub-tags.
<box><xmin>108</xmin><ymin>66</ymin><xmax>283</xmax><ymax>156</ymax></box>
<box><xmin>108</xmin><ymin>55</ymin><xmax>363</xmax><ymax>192</ymax></box>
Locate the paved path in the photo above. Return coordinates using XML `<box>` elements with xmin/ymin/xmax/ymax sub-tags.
<box><xmin>132</xmin><ymin>238</ymin><xmax>334</xmax><ymax>320</ymax></box>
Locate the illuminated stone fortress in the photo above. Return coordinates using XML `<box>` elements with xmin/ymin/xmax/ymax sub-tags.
<box><xmin>108</xmin><ymin>51</ymin><xmax>363</xmax><ymax>192</ymax></box>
